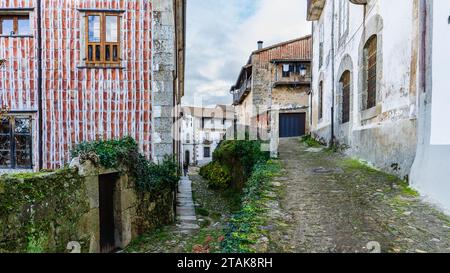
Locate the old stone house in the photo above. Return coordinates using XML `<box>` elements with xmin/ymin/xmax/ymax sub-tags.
<box><xmin>0</xmin><ymin>0</ymin><xmax>185</xmax><ymax>172</ymax></box>
<box><xmin>181</xmin><ymin>105</ymin><xmax>235</xmax><ymax>166</ymax></box>
<box><xmin>230</xmin><ymin>37</ymin><xmax>312</xmax><ymax>156</ymax></box>
<box><xmin>307</xmin><ymin>0</ymin><xmax>450</xmax><ymax>211</ymax></box>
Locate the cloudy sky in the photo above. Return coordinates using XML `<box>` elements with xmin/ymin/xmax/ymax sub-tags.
<box><xmin>182</xmin><ymin>0</ymin><xmax>312</xmax><ymax>107</ymax></box>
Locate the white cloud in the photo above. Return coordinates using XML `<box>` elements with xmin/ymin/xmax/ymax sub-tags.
<box><xmin>183</xmin><ymin>0</ymin><xmax>311</xmax><ymax>107</ymax></box>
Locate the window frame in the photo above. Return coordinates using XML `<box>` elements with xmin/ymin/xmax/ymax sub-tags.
<box><xmin>319</xmin><ymin>22</ymin><xmax>324</xmax><ymax>68</ymax></box>
<box><xmin>0</xmin><ymin>14</ymin><xmax>31</xmax><ymax>36</ymax></box>
<box><xmin>340</xmin><ymin>71</ymin><xmax>351</xmax><ymax>124</ymax></box>
<box><xmin>365</xmin><ymin>35</ymin><xmax>377</xmax><ymax>109</ymax></box>
<box><xmin>85</xmin><ymin>12</ymin><xmax>121</xmax><ymax>65</ymax></box>
<box><xmin>0</xmin><ymin>115</ymin><xmax>33</xmax><ymax>170</ymax></box>
<box><xmin>203</xmin><ymin>147</ymin><xmax>211</xmax><ymax>158</ymax></box>
<box><xmin>338</xmin><ymin>0</ymin><xmax>349</xmax><ymax>39</ymax></box>
<box><xmin>318</xmin><ymin>81</ymin><xmax>324</xmax><ymax>121</ymax></box>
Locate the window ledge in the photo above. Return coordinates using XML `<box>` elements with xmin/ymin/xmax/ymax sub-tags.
<box><xmin>0</xmin><ymin>34</ymin><xmax>33</xmax><ymax>38</ymax></box>
<box><xmin>77</xmin><ymin>64</ymin><xmax>125</xmax><ymax>70</ymax></box>
<box><xmin>361</xmin><ymin>104</ymin><xmax>382</xmax><ymax>121</ymax></box>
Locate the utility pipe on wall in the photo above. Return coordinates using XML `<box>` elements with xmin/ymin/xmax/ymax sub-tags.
<box><xmin>330</xmin><ymin>0</ymin><xmax>336</xmax><ymax>146</ymax></box>
<box><xmin>37</xmin><ymin>0</ymin><xmax>43</xmax><ymax>170</ymax></box>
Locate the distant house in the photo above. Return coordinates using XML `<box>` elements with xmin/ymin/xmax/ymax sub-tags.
<box><xmin>306</xmin><ymin>0</ymin><xmax>450</xmax><ymax>211</ymax></box>
<box><xmin>230</xmin><ymin>36</ymin><xmax>312</xmax><ymax>156</ymax></box>
<box><xmin>181</xmin><ymin>106</ymin><xmax>235</xmax><ymax>166</ymax></box>
<box><xmin>0</xmin><ymin>0</ymin><xmax>186</xmax><ymax>172</ymax></box>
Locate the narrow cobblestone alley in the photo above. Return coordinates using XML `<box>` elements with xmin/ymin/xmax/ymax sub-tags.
<box><xmin>267</xmin><ymin>138</ymin><xmax>450</xmax><ymax>253</ymax></box>
<box><xmin>123</xmin><ymin>167</ymin><xmax>236</xmax><ymax>253</ymax></box>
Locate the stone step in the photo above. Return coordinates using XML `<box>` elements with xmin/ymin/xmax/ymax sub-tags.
<box><xmin>177</xmin><ymin>223</ymin><xmax>200</xmax><ymax>230</ymax></box>
<box><xmin>178</xmin><ymin>215</ymin><xmax>197</xmax><ymax>221</ymax></box>
<box><xmin>176</xmin><ymin>175</ymin><xmax>200</xmax><ymax>233</ymax></box>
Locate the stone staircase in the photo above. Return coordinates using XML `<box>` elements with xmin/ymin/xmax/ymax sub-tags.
<box><xmin>176</xmin><ymin>176</ymin><xmax>200</xmax><ymax>234</ymax></box>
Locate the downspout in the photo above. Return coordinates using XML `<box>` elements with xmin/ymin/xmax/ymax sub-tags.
<box><xmin>37</xmin><ymin>0</ymin><xmax>43</xmax><ymax>170</ymax></box>
<box><xmin>310</xmin><ymin>21</ymin><xmax>314</xmax><ymax>128</ymax></box>
<box><xmin>330</xmin><ymin>0</ymin><xmax>336</xmax><ymax>146</ymax></box>
<box><xmin>419</xmin><ymin>0</ymin><xmax>427</xmax><ymax>93</ymax></box>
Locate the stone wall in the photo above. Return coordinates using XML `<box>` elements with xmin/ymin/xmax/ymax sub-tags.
<box><xmin>0</xmin><ymin>158</ymin><xmax>174</xmax><ymax>253</ymax></box>
<box><xmin>152</xmin><ymin>0</ymin><xmax>177</xmax><ymax>163</ymax></box>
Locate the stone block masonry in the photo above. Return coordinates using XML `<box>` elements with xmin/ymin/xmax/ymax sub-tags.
<box><xmin>0</xmin><ymin>158</ymin><xmax>174</xmax><ymax>253</ymax></box>
<box><xmin>152</xmin><ymin>0</ymin><xmax>177</xmax><ymax>163</ymax></box>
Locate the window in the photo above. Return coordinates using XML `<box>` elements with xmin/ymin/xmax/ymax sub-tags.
<box><xmin>0</xmin><ymin>14</ymin><xmax>31</xmax><ymax>35</ymax></box>
<box><xmin>86</xmin><ymin>13</ymin><xmax>121</xmax><ymax>64</ymax></box>
<box><xmin>0</xmin><ymin>116</ymin><xmax>32</xmax><ymax>169</ymax></box>
<box><xmin>318</xmin><ymin>81</ymin><xmax>324</xmax><ymax>120</ymax></box>
<box><xmin>365</xmin><ymin>35</ymin><xmax>377</xmax><ymax>109</ymax></box>
<box><xmin>339</xmin><ymin>0</ymin><xmax>349</xmax><ymax>38</ymax></box>
<box><xmin>340</xmin><ymin>71</ymin><xmax>350</xmax><ymax>124</ymax></box>
<box><xmin>282</xmin><ymin>64</ymin><xmax>290</xmax><ymax>78</ymax></box>
<box><xmin>203</xmin><ymin>147</ymin><xmax>211</xmax><ymax>158</ymax></box>
<box><xmin>319</xmin><ymin>23</ymin><xmax>324</xmax><ymax>68</ymax></box>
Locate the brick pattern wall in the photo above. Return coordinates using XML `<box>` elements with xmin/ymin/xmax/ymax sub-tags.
<box><xmin>0</xmin><ymin>0</ymin><xmax>153</xmax><ymax>169</ymax></box>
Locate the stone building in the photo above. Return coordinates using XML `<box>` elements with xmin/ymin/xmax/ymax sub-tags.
<box><xmin>307</xmin><ymin>0</ymin><xmax>450</xmax><ymax>211</ymax></box>
<box><xmin>181</xmin><ymin>105</ymin><xmax>235</xmax><ymax>166</ymax></box>
<box><xmin>307</xmin><ymin>0</ymin><xmax>418</xmax><ymax>178</ymax></box>
<box><xmin>0</xmin><ymin>0</ymin><xmax>185</xmax><ymax>172</ymax></box>
<box><xmin>230</xmin><ymin>37</ymin><xmax>312</xmax><ymax>156</ymax></box>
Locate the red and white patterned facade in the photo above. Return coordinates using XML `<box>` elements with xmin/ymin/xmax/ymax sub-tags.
<box><xmin>1</xmin><ymin>0</ymin><xmax>157</xmax><ymax>170</ymax></box>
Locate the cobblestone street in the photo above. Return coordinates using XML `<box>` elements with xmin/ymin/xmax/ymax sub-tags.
<box><xmin>267</xmin><ymin>138</ymin><xmax>450</xmax><ymax>253</ymax></box>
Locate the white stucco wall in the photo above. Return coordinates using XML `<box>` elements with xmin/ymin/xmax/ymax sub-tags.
<box><xmin>410</xmin><ymin>0</ymin><xmax>450</xmax><ymax>214</ymax></box>
<box><xmin>430</xmin><ymin>1</ymin><xmax>450</xmax><ymax>145</ymax></box>
<box><xmin>310</xmin><ymin>0</ymin><xmax>417</xmax><ymax>177</ymax></box>
<box><xmin>181</xmin><ymin>113</ymin><xmax>233</xmax><ymax>166</ymax></box>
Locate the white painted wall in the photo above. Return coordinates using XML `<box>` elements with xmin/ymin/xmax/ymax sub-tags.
<box><xmin>181</xmin><ymin>112</ymin><xmax>233</xmax><ymax>166</ymax></box>
<box><xmin>430</xmin><ymin>1</ymin><xmax>450</xmax><ymax>145</ymax></box>
<box><xmin>310</xmin><ymin>0</ymin><xmax>418</xmax><ymax>178</ymax></box>
<box><xmin>311</xmin><ymin>0</ymin><xmax>415</xmax><ymax>134</ymax></box>
<box><xmin>410</xmin><ymin>0</ymin><xmax>450</xmax><ymax>214</ymax></box>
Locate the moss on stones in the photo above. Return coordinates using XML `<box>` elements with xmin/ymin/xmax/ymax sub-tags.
<box><xmin>0</xmin><ymin>168</ymin><xmax>90</xmax><ymax>253</ymax></box>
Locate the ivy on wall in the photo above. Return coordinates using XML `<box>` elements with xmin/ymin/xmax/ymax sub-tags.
<box><xmin>71</xmin><ymin>137</ymin><xmax>180</xmax><ymax>197</ymax></box>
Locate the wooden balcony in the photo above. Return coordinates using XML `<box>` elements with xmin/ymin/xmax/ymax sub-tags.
<box><xmin>307</xmin><ymin>0</ymin><xmax>326</xmax><ymax>21</ymax></box>
<box><xmin>273</xmin><ymin>76</ymin><xmax>311</xmax><ymax>88</ymax></box>
<box><xmin>232</xmin><ymin>77</ymin><xmax>252</xmax><ymax>106</ymax></box>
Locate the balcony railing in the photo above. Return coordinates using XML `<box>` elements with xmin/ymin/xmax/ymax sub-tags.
<box><xmin>273</xmin><ymin>75</ymin><xmax>312</xmax><ymax>88</ymax></box>
<box><xmin>232</xmin><ymin>76</ymin><xmax>252</xmax><ymax>105</ymax></box>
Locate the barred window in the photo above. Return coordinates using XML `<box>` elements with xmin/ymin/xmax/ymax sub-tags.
<box><xmin>340</xmin><ymin>71</ymin><xmax>350</xmax><ymax>123</ymax></box>
<box><xmin>0</xmin><ymin>116</ymin><xmax>33</xmax><ymax>169</ymax></box>
<box><xmin>365</xmin><ymin>35</ymin><xmax>377</xmax><ymax>109</ymax></box>
<box><xmin>86</xmin><ymin>13</ymin><xmax>120</xmax><ymax>65</ymax></box>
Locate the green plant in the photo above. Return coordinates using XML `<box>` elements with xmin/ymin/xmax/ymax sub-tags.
<box><xmin>221</xmin><ymin>160</ymin><xmax>280</xmax><ymax>253</ymax></box>
<box><xmin>199</xmin><ymin>162</ymin><xmax>232</xmax><ymax>189</ymax></box>
<box><xmin>207</xmin><ymin>140</ymin><xmax>269</xmax><ymax>189</ymax></box>
<box><xmin>195</xmin><ymin>207</ymin><xmax>210</xmax><ymax>217</ymax></box>
<box><xmin>300</xmin><ymin>135</ymin><xmax>323</xmax><ymax>148</ymax></box>
<box><xmin>71</xmin><ymin>137</ymin><xmax>179</xmax><ymax>196</ymax></box>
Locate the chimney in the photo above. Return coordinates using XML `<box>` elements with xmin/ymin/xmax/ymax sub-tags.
<box><xmin>257</xmin><ymin>41</ymin><xmax>264</xmax><ymax>50</ymax></box>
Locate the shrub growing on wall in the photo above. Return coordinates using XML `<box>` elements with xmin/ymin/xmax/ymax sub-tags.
<box><xmin>199</xmin><ymin>162</ymin><xmax>231</xmax><ymax>189</ymax></box>
<box><xmin>71</xmin><ymin>137</ymin><xmax>180</xmax><ymax>197</ymax></box>
<box><xmin>200</xmin><ymin>140</ymin><xmax>269</xmax><ymax>189</ymax></box>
